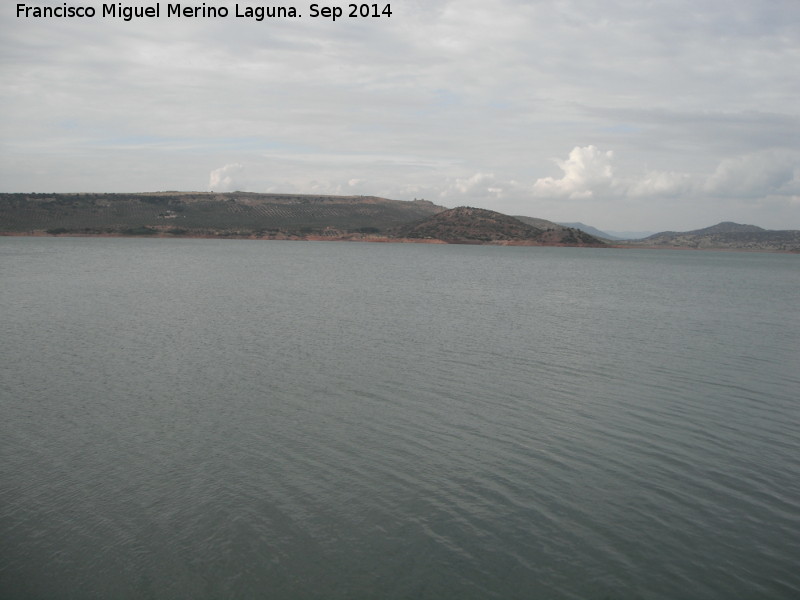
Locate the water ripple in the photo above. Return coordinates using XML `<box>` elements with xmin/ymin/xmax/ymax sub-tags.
<box><xmin>2</xmin><ymin>238</ymin><xmax>799</xmax><ymax>599</ymax></box>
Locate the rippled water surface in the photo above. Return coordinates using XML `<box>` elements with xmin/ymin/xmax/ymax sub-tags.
<box><xmin>1</xmin><ymin>237</ymin><xmax>799</xmax><ymax>599</ymax></box>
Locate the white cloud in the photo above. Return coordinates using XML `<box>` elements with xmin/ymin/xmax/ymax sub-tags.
<box><xmin>628</xmin><ymin>171</ymin><xmax>693</xmax><ymax>198</ymax></box>
<box><xmin>442</xmin><ymin>172</ymin><xmax>504</xmax><ymax>199</ymax></box>
<box><xmin>529</xmin><ymin>145</ymin><xmax>798</xmax><ymax>203</ymax></box>
<box><xmin>532</xmin><ymin>146</ymin><xmax>616</xmax><ymax>199</ymax></box>
<box><xmin>209</xmin><ymin>163</ymin><xmax>244</xmax><ymax>192</ymax></box>
<box><xmin>704</xmin><ymin>150</ymin><xmax>800</xmax><ymax>198</ymax></box>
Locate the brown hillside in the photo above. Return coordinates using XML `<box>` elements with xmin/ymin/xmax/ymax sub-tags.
<box><xmin>0</xmin><ymin>192</ymin><xmax>446</xmax><ymax>237</ymax></box>
<box><xmin>622</xmin><ymin>221</ymin><xmax>800</xmax><ymax>252</ymax></box>
<box><xmin>392</xmin><ymin>206</ymin><xmax>606</xmax><ymax>246</ymax></box>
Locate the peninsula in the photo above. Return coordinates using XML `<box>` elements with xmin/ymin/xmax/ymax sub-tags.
<box><xmin>0</xmin><ymin>192</ymin><xmax>605</xmax><ymax>246</ymax></box>
<box><xmin>2</xmin><ymin>192</ymin><xmax>797</xmax><ymax>250</ymax></box>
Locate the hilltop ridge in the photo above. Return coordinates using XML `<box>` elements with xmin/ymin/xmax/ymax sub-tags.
<box><xmin>0</xmin><ymin>192</ymin><xmax>446</xmax><ymax>239</ymax></box>
<box><xmin>393</xmin><ymin>207</ymin><xmax>606</xmax><ymax>246</ymax></box>
<box><xmin>622</xmin><ymin>221</ymin><xmax>799</xmax><ymax>252</ymax></box>
<box><xmin>0</xmin><ymin>193</ymin><xmax>605</xmax><ymax>246</ymax></box>
<box><xmin>2</xmin><ymin>193</ymin><xmax>796</xmax><ymax>250</ymax></box>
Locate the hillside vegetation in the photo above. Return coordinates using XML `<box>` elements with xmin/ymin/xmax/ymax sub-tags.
<box><xmin>4</xmin><ymin>194</ymin><xmax>794</xmax><ymax>250</ymax></box>
<box><xmin>393</xmin><ymin>207</ymin><xmax>606</xmax><ymax>246</ymax></box>
<box><xmin>0</xmin><ymin>193</ymin><xmax>607</xmax><ymax>246</ymax></box>
<box><xmin>0</xmin><ymin>192</ymin><xmax>445</xmax><ymax>238</ymax></box>
<box><xmin>622</xmin><ymin>221</ymin><xmax>800</xmax><ymax>252</ymax></box>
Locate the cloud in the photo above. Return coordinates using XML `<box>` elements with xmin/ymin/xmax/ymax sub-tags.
<box><xmin>344</xmin><ymin>178</ymin><xmax>374</xmax><ymax>194</ymax></box>
<box><xmin>533</xmin><ymin>145</ymin><xmax>696</xmax><ymax>200</ymax></box>
<box><xmin>628</xmin><ymin>171</ymin><xmax>693</xmax><ymax>198</ymax></box>
<box><xmin>442</xmin><ymin>172</ymin><xmax>504</xmax><ymax>199</ymax></box>
<box><xmin>209</xmin><ymin>163</ymin><xmax>244</xmax><ymax>192</ymax></box>
<box><xmin>704</xmin><ymin>150</ymin><xmax>800</xmax><ymax>198</ymax></box>
<box><xmin>532</xmin><ymin>146</ymin><xmax>616</xmax><ymax>199</ymax></box>
<box><xmin>530</xmin><ymin>145</ymin><xmax>798</xmax><ymax>202</ymax></box>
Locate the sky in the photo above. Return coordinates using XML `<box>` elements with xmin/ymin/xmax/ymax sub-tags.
<box><xmin>2</xmin><ymin>0</ymin><xmax>799</xmax><ymax>231</ymax></box>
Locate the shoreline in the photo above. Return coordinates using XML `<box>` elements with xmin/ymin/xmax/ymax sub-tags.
<box><xmin>2</xmin><ymin>230</ymin><xmax>797</xmax><ymax>252</ymax></box>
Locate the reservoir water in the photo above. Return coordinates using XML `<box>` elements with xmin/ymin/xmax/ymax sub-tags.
<box><xmin>1</xmin><ymin>236</ymin><xmax>799</xmax><ymax>599</ymax></box>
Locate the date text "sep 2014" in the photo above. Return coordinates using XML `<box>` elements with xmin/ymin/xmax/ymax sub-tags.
<box><xmin>309</xmin><ymin>4</ymin><xmax>392</xmax><ymax>21</ymax></box>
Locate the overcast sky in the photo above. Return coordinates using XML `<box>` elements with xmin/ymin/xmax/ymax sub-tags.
<box><xmin>2</xmin><ymin>0</ymin><xmax>799</xmax><ymax>230</ymax></box>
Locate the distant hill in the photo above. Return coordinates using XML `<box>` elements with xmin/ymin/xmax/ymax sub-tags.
<box><xmin>0</xmin><ymin>193</ymin><xmax>603</xmax><ymax>246</ymax></box>
<box><xmin>394</xmin><ymin>207</ymin><xmax>606</xmax><ymax>246</ymax></box>
<box><xmin>623</xmin><ymin>221</ymin><xmax>800</xmax><ymax>252</ymax></box>
<box><xmin>554</xmin><ymin>222</ymin><xmax>657</xmax><ymax>240</ymax></box>
<box><xmin>0</xmin><ymin>192</ymin><xmax>446</xmax><ymax>238</ymax></box>
<box><xmin>602</xmin><ymin>230</ymin><xmax>656</xmax><ymax>240</ymax></box>
<box><xmin>513</xmin><ymin>215</ymin><xmax>568</xmax><ymax>231</ymax></box>
<box><xmin>683</xmin><ymin>221</ymin><xmax>765</xmax><ymax>235</ymax></box>
<box><xmin>7</xmin><ymin>194</ymin><xmax>790</xmax><ymax>251</ymax></box>
<box><xmin>556</xmin><ymin>221</ymin><xmax>618</xmax><ymax>240</ymax></box>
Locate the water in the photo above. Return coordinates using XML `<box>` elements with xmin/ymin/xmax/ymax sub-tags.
<box><xmin>1</xmin><ymin>236</ymin><xmax>798</xmax><ymax>599</ymax></box>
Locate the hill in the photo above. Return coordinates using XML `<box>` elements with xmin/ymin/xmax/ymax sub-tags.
<box><xmin>518</xmin><ymin>218</ymin><xmax>654</xmax><ymax>241</ymax></box>
<box><xmin>394</xmin><ymin>207</ymin><xmax>606</xmax><ymax>246</ymax></box>
<box><xmin>556</xmin><ymin>221</ymin><xmax>619</xmax><ymax>240</ymax></box>
<box><xmin>685</xmin><ymin>221</ymin><xmax>766</xmax><ymax>235</ymax></box>
<box><xmin>622</xmin><ymin>221</ymin><xmax>800</xmax><ymax>252</ymax></box>
<box><xmin>602</xmin><ymin>229</ymin><xmax>656</xmax><ymax>240</ymax></box>
<box><xmin>513</xmin><ymin>215</ymin><xmax>568</xmax><ymax>231</ymax></box>
<box><xmin>0</xmin><ymin>193</ymin><xmax>604</xmax><ymax>246</ymax></box>
<box><xmin>0</xmin><ymin>192</ymin><xmax>446</xmax><ymax>238</ymax></box>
